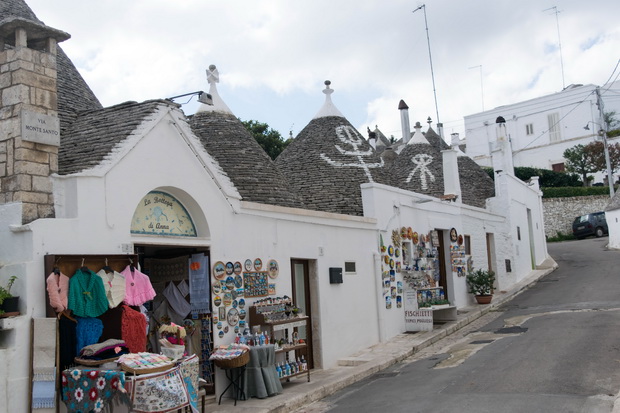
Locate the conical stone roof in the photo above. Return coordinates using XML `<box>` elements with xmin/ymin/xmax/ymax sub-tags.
<box><xmin>276</xmin><ymin>114</ymin><xmax>388</xmax><ymax>216</ymax></box>
<box><xmin>190</xmin><ymin>111</ymin><xmax>304</xmax><ymax>209</ymax></box>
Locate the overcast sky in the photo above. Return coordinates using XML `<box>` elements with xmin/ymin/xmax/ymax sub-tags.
<box><xmin>27</xmin><ymin>0</ymin><xmax>620</xmax><ymax>142</ymax></box>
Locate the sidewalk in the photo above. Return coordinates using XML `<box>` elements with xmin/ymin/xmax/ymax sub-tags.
<box><xmin>203</xmin><ymin>258</ymin><xmax>559</xmax><ymax>413</ymax></box>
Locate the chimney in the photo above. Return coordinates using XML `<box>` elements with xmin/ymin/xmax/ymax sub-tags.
<box><xmin>491</xmin><ymin>116</ymin><xmax>514</xmax><ymax>175</ymax></box>
<box><xmin>441</xmin><ymin>148</ymin><xmax>461</xmax><ymax>203</ymax></box>
<box><xmin>450</xmin><ymin>133</ymin><xmax>460</xmax><ymax>147</ymax></box>
<box><xmin>367</xmin><ymin>127</ymin><xmax>377</xmax><ymax>150</ymax></box>
<box><xmin>398</xmin><ymin>100</ymin><xmax>411</xmax><ymax>144</ymax></box>
<box><xmin>0</xmin><ymin>18</ymin><xmax>69</xmax><ymax>223</ymax></box>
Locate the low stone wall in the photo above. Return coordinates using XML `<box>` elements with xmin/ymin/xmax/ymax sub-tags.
<box><xmin>543</xmin><ymin>195</ymin><xmax>611</xmax><ymax>238</ymax></box>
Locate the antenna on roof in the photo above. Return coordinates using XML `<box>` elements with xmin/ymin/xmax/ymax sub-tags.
<box><xmin>166</xmin><ymin>91</ymin><xmax>213</xmax><ymax>106</ymax></box>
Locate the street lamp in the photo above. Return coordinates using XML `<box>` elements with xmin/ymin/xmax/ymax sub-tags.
<box><xmin>584</xmin><ymin>121</ymin><xmax>614</xmax><ymax>197</ymax></box>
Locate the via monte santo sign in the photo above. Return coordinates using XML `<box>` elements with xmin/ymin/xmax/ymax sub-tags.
<box><xmin>21</xmin><ymin>110</ymin><xmax>60</xmax><ymax>146</ymax></box>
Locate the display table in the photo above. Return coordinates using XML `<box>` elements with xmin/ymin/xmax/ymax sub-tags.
<box><xmin>62</xmin><ymin>355</ymin><xmax>199</xmax><ymax>413</ymax></box>
<box><xmin>243</xmin><ymin>344</ymin><xmax>282</xmax><ymax>399</ymax></box>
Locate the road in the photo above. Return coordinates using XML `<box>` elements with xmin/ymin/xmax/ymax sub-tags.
<box><xmin>299</xmin><ymin>237</ymin><xmax>620</xmax><ymax>413</ymax></box>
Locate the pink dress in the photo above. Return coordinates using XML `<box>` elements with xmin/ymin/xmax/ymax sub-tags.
<box><xmin>121</xmin><ymin>265</ymin><xmax>156</xmax><ymax>306</ymax></box>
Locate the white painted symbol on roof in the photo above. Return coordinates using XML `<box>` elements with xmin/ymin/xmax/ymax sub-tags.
<box><xmin>406</xmin><ymin>153</ymin><xmax>435</xmax><ymax>190</ymax></box>
<box><xmin>320</xmin><ymin>125</ymin><xmax>383</xmax><ymax>183</ymax></box>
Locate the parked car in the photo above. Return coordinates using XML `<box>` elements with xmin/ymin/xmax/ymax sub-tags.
<box><xmin>572</xmin><ymin>212</ymin><xmax>608</xmax><ymax>239</ymax></box>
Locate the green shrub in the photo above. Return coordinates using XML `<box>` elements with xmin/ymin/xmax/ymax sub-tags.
<box><xmin>546</xmin><ymin>232</ymin><xmax>576</xmax><ymax>242</ymax></box>
<box><xmin>541</xmin><ymin>186</ymin><xmax>614</xmax><ymax>198</ymax></box>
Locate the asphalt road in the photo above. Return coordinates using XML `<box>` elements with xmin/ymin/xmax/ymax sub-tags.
<box><xmin>304</xmin><ymin>237</ymin><xmax>620</xmax><ymax>413</ymax></box>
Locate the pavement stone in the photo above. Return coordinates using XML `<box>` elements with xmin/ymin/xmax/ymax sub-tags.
<box><xmin>202</xmin><ymin>258</ymin><xmax>559</xmax><ymax>413</ymax></box>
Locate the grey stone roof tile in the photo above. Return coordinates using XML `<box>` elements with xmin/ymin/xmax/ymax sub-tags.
<box><xmin>276</xmin><ymin>116</ymin><xmax>390</xmax><ymax>216</ymax></box>
<box><xmin>58</xmin><ymin>100</ymin><xmax>165</xmax><ymax>175</ymax></box>
<box><xmin>189</xmin><ymin>111</ymin><xmax>304</xmax><ymax>209</ymax></box>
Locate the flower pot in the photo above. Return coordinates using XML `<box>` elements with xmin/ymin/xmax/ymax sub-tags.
<box><xmin>474</xmin><ymin>295</ymin><xmax>492</xmax><ymax>305</ymax></box>
<box><xmin>0</xmin><ymin>296</ymin><xmax>20</xmax><ymax>316</ymax></box>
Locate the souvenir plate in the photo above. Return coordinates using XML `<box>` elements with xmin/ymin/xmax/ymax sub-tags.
<box><xmin>238</xmin><ymin>299</ymin><xmax>246</xmax><ymax>309</ymax></box>
<box><xmin>450</xmin><ymin>228</ymin><xmax>458</xmax><ymax>243</ymax></box>
<box><xmin>239</xmin><ymin>309</ymin><xmax>246</xmax><ymax>320</ymax></box>
<box><xmin>234</xmin><ymin>274</ymin><xmax>243</xmax><ymax>288</ymax></box>
<box><xmin>267</xmin><ymin>259</ymin><xmax>279</xmax><ymax>279</ymax></box>
<box><xmin>232</xmin><ymin>300</ymin><xmax>238</xmax><ymax>308</ymax></box>
<box><xmin>225</xmin><ymin>276</ymin><xmax>235</xmax><ymax>290</ymax></box>
<box><xmin>401</xmin><ymin>226</ymin><xmax>408</xmax><ymax>239</ymax></box>
<box><xmin>212</xmin><ymin>280</ymin><xmax>222</xmax><ymax>294</ymax></box>
<box><xmin>233</xmin><ymin>262</ymin><xmax>242</xmax><ymax>275</ymax></box>
<box><xmin>223</xmin><ymin>292</ymin><xmax>233</xmax><ymax>307</ymax></box>
<box><xmin>213</xmin><ymin>261</ymin><xmax>226</xmax><ymax>280</ymax></box>
<box><xmin>244</xmin><ymin>259</ymin><xmax>253</xmax><ymax>272</ymax></box>
<box><xmin>412</xmin><ymin>232</ymin><xmax>419</xmax><ymax>244</ymax></box>
<box><xmin>395</xmin><ymin>248</ymin><xmax>400</xmax><ymax>258</ymax></box>
<box><xmin>227</xmin><ymin>308</ymin><xmax>239</xmax><ymax>326</ymax></box>
<box><xmin>384</xmin><ymin>255</ymin><xmax>389</xmax><ymax>264</ymax></box>
<box><xmin>458</xmin><ymin>234</ymin><xmax>464</xmax><ymax>246</ymax></box>
<box><xmin>407</xmin><ymin>227</ymin><xmax>413</xmax><ymax>239</ymax></box>
<box><xmin>254</xmin><ymin>258</ymin><xmax>263</xmax><ymax>271</ymax></box>
<box><xmin>225</xmin><ymin>262</ymin><xmax>234</xmax><ymax>275</ymax></box>
<box><xmin>218</xmin><ymin>330</ymin><xmax>224</xmax><ymax>338</ymax></box>
<box><xmin>213</xmin><ymin>295</ymin><xmax>222</xmax><ymax>307</ymax></box>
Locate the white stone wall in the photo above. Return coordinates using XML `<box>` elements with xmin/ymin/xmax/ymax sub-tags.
<box><xmin>542</xmin><ymin>195</ymin><xmax>611</xmax><ymax>237</ymax></box>
<box><xmin>607</xmin><ymin>209</ymin><xmax>620</xmax><ymax>249</ymax></box>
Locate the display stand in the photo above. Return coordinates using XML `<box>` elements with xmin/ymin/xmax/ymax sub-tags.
<box><xmin>248</xmin><ymin>305</ymin><xmax>310</xmax><ymax>383</ymax></box>
<box><xmin>214</xmin><ymin>351</ymin><xmax>249</xmax><ymax>406</ymax></box>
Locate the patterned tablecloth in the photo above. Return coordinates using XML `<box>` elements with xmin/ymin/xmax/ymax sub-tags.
<box><xmin>62</xmin><ymin>355</ymin><xmax>199</xmax><ymax>413</ymax></box>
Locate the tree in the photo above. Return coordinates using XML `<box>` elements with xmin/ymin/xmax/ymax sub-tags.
<box><xmin>563</xmin><ymin>144</ymin><xmax>598</xmax><ymax>186</ymax></box>
<box><xmin>605</xmin><ymin>111</ymin><xmax>620</xmax><ymax>138</ymax></box>
<box><xmin>240</xmin><ymin>119</ymin><xmax>290</xmax><ymax>160</ymax></box>
<box><xmin>584</xmin><ymin>141</ymin><xmax>620</xmax><ymax>183</ymax></box>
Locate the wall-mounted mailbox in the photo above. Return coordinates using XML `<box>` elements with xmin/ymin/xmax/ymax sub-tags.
<box><xmin>329</xmin><ymin>267</ymin><xmax>343</xmax><ymax>284</ymax></box>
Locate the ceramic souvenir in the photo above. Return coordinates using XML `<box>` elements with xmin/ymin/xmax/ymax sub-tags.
<box><xmin>254</xmin><ymin>258</ymin><xmax>263</xmax><ymax>271</ymax></box>
<box><xmin>267</xmin><ymin>259</ymin><xmax>279</xmax><ymax>279</ymax></box>
<box><xmin>233</xmin><ymin>262</ymin><xmax>242</xmax><ymax>275</ymax></box>
<box><xmin>213</xmin><ymin>261</ymin><xmax>226</xmax><ymax>280</ymax></box>
<box><xmin>244</xmin><ymin>259</ymin><xmax>253</xmax><ymax>272</ymax></box>
<box><xmin>225</xmin><ymin>262</ymin><xmax>234</xmax><ymax>275</ymax></box>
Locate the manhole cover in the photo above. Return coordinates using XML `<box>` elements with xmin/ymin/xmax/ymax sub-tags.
<box><xmin>494</xmin><ymin>326</ymin><xmax>528</xmax><ymax>334</ymax></box>
<box><xmin>470</xmin><ymin>339</ymin><xmax>494</xmax><ymax>344</ymax></box>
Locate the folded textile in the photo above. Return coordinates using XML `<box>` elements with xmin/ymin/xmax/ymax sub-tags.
<box><xmin>80</xmin><ymin>339</ymin><xmax>126</xmax><ymax>357</ymax></box>
<box><xmin>163</xmin><ymin>281</ymin><xmax>191</xmax><ymax>319</ymax></box>
<box><xmin>32</xmin><ymin>380</ymin><xmax>55</xmax><ymax>409</ymax></box>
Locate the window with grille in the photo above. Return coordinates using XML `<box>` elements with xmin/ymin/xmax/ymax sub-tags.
<box><xmin>525</xmin><ymin>124</ymin><xmax>534</xmax><ymax>135</ymax></box>
<box><xmin>547</xmin><ymin>113</ymin><xmax>561</xmax><ymax>142</ymax></box>
<box><xmin>552</xmin><ymin>162</ymin><xmax>565</xmax><ymax>172</ymax></box>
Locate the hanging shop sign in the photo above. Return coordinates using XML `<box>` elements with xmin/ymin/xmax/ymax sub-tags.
<box><xmin>130</xmin><ymin>191</ymin><xmax>197</xmax><ymax>237</ymax></box>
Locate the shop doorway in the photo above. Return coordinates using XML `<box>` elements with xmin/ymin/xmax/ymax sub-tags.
<box><xmin>134</xmin><ymin>244</ymin><xmax>214</xmax><ymax>392</ymax></box>
<box><xmin>291</xmin><ymin>259</ymin><xmax>314</xmax><ymax>369</ymax></box>
<box><xmin>436</xmin><ymin>229</ymin><xmax>449</xmax><ymax>301</ymax></box>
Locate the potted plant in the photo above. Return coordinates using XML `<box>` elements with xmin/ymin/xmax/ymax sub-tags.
<box><xmin>0</xmin><ymin>275</ymin><xmax>19</xmax><ymax>317</ymax></box>
<box><xmin>466</xmin><ymin>269</ymin><xmax>495</xmax><ymax>304</ymax></box>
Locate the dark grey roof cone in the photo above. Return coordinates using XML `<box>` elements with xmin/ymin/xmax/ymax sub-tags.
<box><xmin>190</xmin><ymin>65</ymin><xmax>304</xmax><ymax>209</ymax></box>
<box><xmin>388</xmin><ymin>122</ymin><xmax>445</xmax><ymax>198</ymax></box>
<box><xmin>424</xmin><ymin>127</ymin><xmax>495</xmax><ymax>208</ymax></box>
<box><xmin>276</xmin><ymin>81</ymin><xmax>388</xmax><ymax>216</ymax></box>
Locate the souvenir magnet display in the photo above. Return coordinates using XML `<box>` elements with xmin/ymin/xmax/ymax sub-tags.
<box><xmin>213</xmin><ymin>261</ymin><xmax>226</xmax><ymax>280</ymax></box>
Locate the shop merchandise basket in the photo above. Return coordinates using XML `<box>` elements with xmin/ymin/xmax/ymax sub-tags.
<box><xmin>213</xmin><ymin>350</ymin><xmax>250</xmax><ymax>369</ymax></box>
<box><xmin>74</xmin><ymin>356</ymin><xmax>120</xmax><ymax>367</ymax></box>
<box><xmin>121</xmin><ymin>362</ymin><xmax>174</xmax><ymax>375</ymax></box>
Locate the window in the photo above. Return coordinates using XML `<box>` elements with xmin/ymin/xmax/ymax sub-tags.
<box><xmin>464</xmin><ymin>235</ymin><xmax>471</xmax><ymax>255</ymax></box>
<box><xmin>525</xmin><ymin>123</ymin><xmax>534</xmax><ymax>135</ymax></box>
<box><xmin>547</xmin><ymin>112</ymin><xmax>561</xmax><ymax>142</ymax></box>
<box><xmin>344</xmin><ymin>261</ymin><xmax>356</xmax><ymax>274</ymax></box>
<box><xmin>552</xmin><ymin>162</ymin><xmax>565</xmax><ymax>172</ymax></box>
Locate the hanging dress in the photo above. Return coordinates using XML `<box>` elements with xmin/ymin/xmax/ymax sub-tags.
<box><xmin>121</xmin><ymin>265</ymin><xmax>156</xmax><ymax>306</ymax></box>
<box><xmin>46</xmin><ymin>271</ymin><xmax>70</xmax><ymax>313</ymax></box>
<box><xmin>68</xmin><ymin>268</ymin><xmax>108</xmax><ymax>318</ymax></box>
<box><xmin>97</xmin><ymin>269</ymin><xmax>126</xmax><ymax>308</ymax></box>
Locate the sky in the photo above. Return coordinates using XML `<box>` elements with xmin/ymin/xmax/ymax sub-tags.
<box><xmin>26</xmin><ymin>0</ymin><xmax>620</xmax><ymax>142</ymax></box>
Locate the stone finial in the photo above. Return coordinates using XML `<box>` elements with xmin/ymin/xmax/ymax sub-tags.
<box><xmin>207</xmin><ymin>64</ymin><xmax>219</xmax><ymax>84</ymax></box>
<box><xmin>427</xmin><ymin>116</ymin><xmax>433</xmax><ymax>125</ymax></box>
<box><xmin>313</xmin><ymin>80</ymin><xmax>344</xmax><ymax>119</ymax></box>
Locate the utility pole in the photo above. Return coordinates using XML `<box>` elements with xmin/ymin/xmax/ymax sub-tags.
<box><xmin>595</xmin><ymin>86</ymin><xmax>614</xmax><ymax>197</ymax></box>
<box><xmin>544</xmin><ymin>6</ymin><xmax>566</xmax><ymax>90</ymax></box>
<box><xmin>413</xmin><ymin>4</ymin><xmax>440</xmax><ymax>126</ymax></box>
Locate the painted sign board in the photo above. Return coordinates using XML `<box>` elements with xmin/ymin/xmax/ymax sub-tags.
<box><xmin>21</xmin><ymin>110</ymin><xmax>60</xmax><ymax>146</ymax></box>
<box><xmin>404</xmin><ymin>289</ymin><xmax>433</xmax><ymax>331</ymax></box>
<box><xmin>131</xmin><ymin>191</ymin><xmax>197</xmax><ymax>237</ymax></box>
